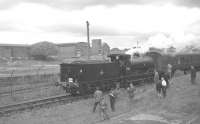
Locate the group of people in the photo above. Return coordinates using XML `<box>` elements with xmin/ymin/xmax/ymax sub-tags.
<box><xmin>154</xmin><ymin>64</ymin><xmax>197</xmax><ymax>98</ymax></box>
<box><xmin>92</xmin><ymin>64</ymin><xmax>197</xmax><ymax>121</ymax></box>
<box><xmin>154</xmin><ymin>71</ymin><xmax>168</xmax><ymax>98</ymax></box>
<box><xmin>92</xmin><ymin>83</ymin><xmax>136</xmax><ymax>121</ymax></box>
<box><xmin>154</xmin><ymin>64</ymin><xmax>174</xmax><ymax>98</ymax></box>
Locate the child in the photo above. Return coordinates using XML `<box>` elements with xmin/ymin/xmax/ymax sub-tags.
<box><xmin>127</xmin><ymin>83</ymin><xmax>136</xmax><ymax>110</ymax></box>
<box><xmin>161</xmin><ymin>77</ymin><xmax>167</xmax><ymax>98</ymax></box>
<box><xmin>99</xmin><ymin>97</ymin><xmax>109</xmax><ymax>120</ymax></box>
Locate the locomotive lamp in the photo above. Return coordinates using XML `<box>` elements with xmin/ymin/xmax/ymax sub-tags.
<box><xmin>116</xmin><ymin>56</ymin><xmax>119</xmax><ymax>60</ymax></box>
<box><xmin>100</xmin><ymin>69</ymin><xmax>104</xmax><ymax>75</ymax></box>
<box><xmin>80</xmin><ymin>69</ymin><xmax>83</xmax><ymax>73</ymax></box>
<box><xmin>126</xmin><ymin>67</ymin><xmax>130</xmax><ymax>71</ymax></box>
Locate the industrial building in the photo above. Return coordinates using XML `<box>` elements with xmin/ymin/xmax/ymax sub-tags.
<box><xmin>0</xmin><ymin>39</ymin><xmax>110</xmax><ymax>60</ymax></box>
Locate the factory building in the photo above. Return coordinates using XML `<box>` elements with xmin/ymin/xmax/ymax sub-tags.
<box><xmin>0</xmin><ymin>39</ymin><xmax>110</xmax><ymax>61</ymax></box>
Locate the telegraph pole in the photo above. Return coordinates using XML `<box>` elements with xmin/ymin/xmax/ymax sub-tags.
<box><xmin>86</xmin><ymin>21</ymin><xmax>90</xmax><ymax>59</ymax></box>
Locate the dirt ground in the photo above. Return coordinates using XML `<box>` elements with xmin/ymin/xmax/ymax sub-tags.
<box><xmin>0</xmin><ymin>72</ymin><xmax>200</xmax><ymax>124</ymax></box>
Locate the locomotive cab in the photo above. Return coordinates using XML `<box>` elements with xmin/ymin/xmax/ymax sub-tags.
<box><xmin>108</xmin><ymin>54</ymin><xmax>131</xmax><ymax>64</ymax></box>
<box><xmin>108</xmin><ymin>54</ymin><xmax>131</xmax><ymax>75</ymax></box>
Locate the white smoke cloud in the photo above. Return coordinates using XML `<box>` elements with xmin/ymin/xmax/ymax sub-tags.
<box><xmin>144</xmin><ymin>32</ymin><xmax>199</xmax><ymax>51</ymax></box>
<box><xmin>145</xmin><ymin>33</ymin><xmax>173</xmax><ymax>48</ymax></box>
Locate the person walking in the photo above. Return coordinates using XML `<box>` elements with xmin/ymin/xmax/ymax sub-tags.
<box><xmin>109</xmin><ymin>87</ymin><xmax>117</xmax><ymax>112</ymax></box>
<box><xmin>93</xmin><ymin>87</ymin><xmax>103</xmax><ymax>113</ymax></box>
<box><xmin>99</xmin><ymin>97</ymin><xmax>109</xmax><ymax>121</ymax></box>
<box><xmin>154</xmin><ymin>71</ymin><xmax>161</xmax><ymax>97</ymax></box>
<box><xmin>167</xmin><ymin>64</ymin><xmax>172</xmax><ymax>81</ymax></box>
<box><xmin>127</xmin><ymin>83</ymin><xmax>136</xmax><ymax>109</ymax></box>
<box><xmin>161</xmin><ymin>77</ymin><xmax>167</xmax><ymax>98</ymax></box>
<box><xmin>191</xmin><ymin>66</ymin><xmax>196</xmax><ymax>84</ymax></box>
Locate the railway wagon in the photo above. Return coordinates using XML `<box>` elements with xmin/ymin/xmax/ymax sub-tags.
<box><xmin>60</xmin><ymin>61</ymin><xmax>120</xmax><ymax>95</ymax></box>
<box><xmin>146</xmin><ymin>51</ymin><xmax>200</xmax><ymax>76</ymax></box>
<box><xmin>173</xmin><ymin>53</ymin><xmax>200</xmax><ymax>72</ymax></box>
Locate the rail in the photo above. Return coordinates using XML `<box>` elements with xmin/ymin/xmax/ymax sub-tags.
<box><xmin>0</xmin><ymin>83</ymin><xmax>54</xmax><ymax>96</ymax></box>
<box><xmin>0</xmin><ymin>94</ymin><xmax>91</xmax><ymax>116</ymax></box>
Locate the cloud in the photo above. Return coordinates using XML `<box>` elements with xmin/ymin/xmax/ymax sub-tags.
<box><xmin>175</xmin><ymin>0</ymin><xmax>200</xmax><ymax>8</ymax></box>
<box><xmin>185</xmin><ymin>20</ymin><xmax>200</xmax><ymax>35</ymax></box>
<box><xmin>41</xmin><ymin>24</ymin><xmax>84</xmax><ymax>34</ymax></box>
<box><xmin>0</xmin><ymin>0</ymin><xmax>200</xmax><ymax>10</ymax></box>
<box><xmin>43</xmin><ymin>24</ymin><xmax>149</xmax><ymax>37</ymax></box>
<box><xmin>0</xmin><ymin>22</ymin><xmax>16</xmax><ymax>31</ymax></box>
<box><xmin>0</xmin><ymin>2</ymin><xmax>200</xmax><ymax>50</ymax></box>
<box><xmin>0</xmin><ymin>0</ymin><xmax>160</xmax><ymax>10</ymax></box>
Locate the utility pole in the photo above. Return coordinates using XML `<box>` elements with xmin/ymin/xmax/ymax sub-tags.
<box><xmin>133</xmin><ymin>41</ymin><xmax>141</xmax><ymax>49</ymax></box>
<box><xmin>86</xmin><ymin>21</ymin><xmax>90</xmax><ymax>59</ymax></box>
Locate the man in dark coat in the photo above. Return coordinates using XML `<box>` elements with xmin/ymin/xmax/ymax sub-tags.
<box><xmin>154</xmin><ymin>71</ymin><xmax>161</xmax><ymax>97</ymax></box>
<box><xmin>109</xmin><ymin>87</ymin><xmax>117</xmax><ymax>112</ymax></box>
<box><xmin>167</xmin><ymin>64</ymin><xmax>172</xmax><ymax>81</ymax></box>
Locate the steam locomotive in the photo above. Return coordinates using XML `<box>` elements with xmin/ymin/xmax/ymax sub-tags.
<box><xmin>59</xmin><ymin>51</ymin><xmax>200</xmax><ymax>96</ymax></box>
<box><xmin>60</xmin><ymin>54</ymin><xmax>154</xmax><ymax>95</ymax></box>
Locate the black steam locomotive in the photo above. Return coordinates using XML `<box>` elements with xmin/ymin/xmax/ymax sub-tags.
<box><xmin>60</xmin><ymin>54</ymin><xmax>154</xmax><ymax>95</ymax></box>
<box><xmin>59</xmin><ymin>51</ymin><xmax>200</xmax><ymax>96</ymax></box>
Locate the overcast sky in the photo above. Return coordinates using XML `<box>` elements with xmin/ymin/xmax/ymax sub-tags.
<box><xmin>0</xmin><ymin>0</ymin><xmax>200</xmax><ymax>50</ymax></box>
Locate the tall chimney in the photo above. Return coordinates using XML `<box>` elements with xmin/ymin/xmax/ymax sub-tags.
<box><xmin>86</xmin><ymin>21</ymin><xmax>90</xmax><ymax>59</ymax></box>
<box><xmin>86</xmin><ymin>21</ymin><xmax>90</xmax><ymax>48</ymax></box>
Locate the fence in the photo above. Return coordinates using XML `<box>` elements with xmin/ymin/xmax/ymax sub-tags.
<box><xmin>0</xmin><ymin>65</ymin><xmax>60</xmax><ymax>96</ymax></box>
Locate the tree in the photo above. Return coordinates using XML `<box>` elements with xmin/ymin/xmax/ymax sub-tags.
<box><xmin>30</xmin><ymin>41</ymin><xmax>58</xmax><ymax>60</ymax></box>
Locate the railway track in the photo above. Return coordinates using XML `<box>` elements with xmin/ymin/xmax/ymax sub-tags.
<box><xmin>0</xmin><ymin>72</ymin><xmax>186</xmax><ymax>117</ymax></box>
<box><xmin>0</xmin><ymin>83</ymin><xmax>54</xmax><ymax>97</ymax></box>
<box><xmin>0</xmin><ymin>94</ymin><xmax>91</xmax><ymax>117</ymax></box>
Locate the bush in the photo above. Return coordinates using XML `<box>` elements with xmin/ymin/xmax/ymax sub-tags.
<box><xmin>30</xmin><ymin>41</ymin><xmax>58</xmax><ymax>60</ymax></box>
